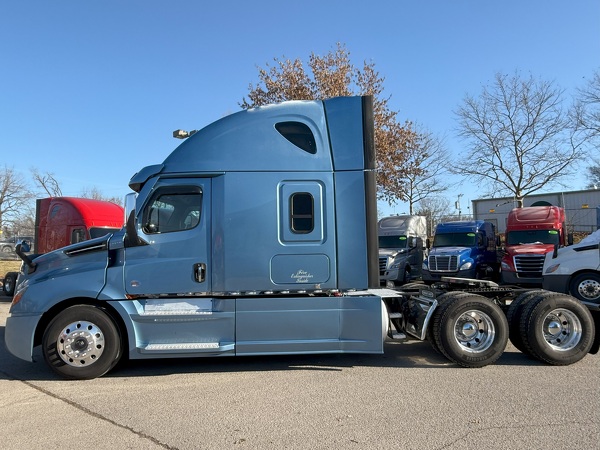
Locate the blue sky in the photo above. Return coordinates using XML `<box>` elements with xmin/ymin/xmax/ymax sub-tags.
<box><xmin>1</xmin><ymin>0</ymin><xmax>599</xmax><ymax>217</ymax></box>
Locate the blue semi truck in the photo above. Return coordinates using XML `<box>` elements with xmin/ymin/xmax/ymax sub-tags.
<box><xmin>422</xmin><ymin>220</ymin><xmax>499</xmax><ymax>284</ymax></box>
<box><xmin>5</xmin><ymin>96</ymin><xmax>598</xmax><ymax>379</ymax></box>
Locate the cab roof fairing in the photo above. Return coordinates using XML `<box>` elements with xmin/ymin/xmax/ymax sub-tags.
<box><xmin>128</xmin><ymin>96</ymin><xmax>373</xmax><ymax>193</ymax></box>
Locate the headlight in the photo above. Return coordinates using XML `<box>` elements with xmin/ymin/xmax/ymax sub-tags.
<box><xmin>501</xmin><ymin>261</ymin><xmax>511</xmax><ymax>271</ymax></box>
<box><xmin>390</xmin><ymin>262</ymin><xmax>401</xmax><ymax>269</ymax></box>
<box><xmin>460</xmin><ymin>261</ymin><xmax>473</xmax><ymax>270</ymax></box>
<box><xmin>422</xmin><ymin>261</ymin><xmax>428</xmax><ymax>270</ymax></box>
<box><xmin>11</xmin><ymin>285</ymin><xmax>27</xmax><ymax>306</ymax></box>
<box><xmin>545</xmin><ymin>264</ymin><xmax>560</xmax><ymax>274</ymax></box>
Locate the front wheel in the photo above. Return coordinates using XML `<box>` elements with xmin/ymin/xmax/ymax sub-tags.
<box><xmin>42</xmin><ymin>305</ymin><xmax>122</xmax><ymax>379</ymax></box>
<box><xmin>3</xmin><ymin>272</ymin><xmax>17</xmax><ymax>296</ymax></box>
<box><xmin>431</xmin><ymin>294</ymin><xmax>508</xmax><ymax>368</ymax></box>
<box><xmin>570</xmin><ymin>272</ymin><xmax>600</xmax><ymax>305</ymax></box>
<box><xmin>519</xmin><ymin>293</ymin><xmax>595</xmax><ymax>365</ymax></box>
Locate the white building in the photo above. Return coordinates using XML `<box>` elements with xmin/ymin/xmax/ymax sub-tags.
<box><xmin>471</xmin><ymin>188</ymin><xmax>600</xmax><ymax>234</ymax></box>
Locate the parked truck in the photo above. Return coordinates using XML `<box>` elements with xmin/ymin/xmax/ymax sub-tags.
<box><xmin>421</xmin><ymin>220</ymin><xmax>499</xmax><ymax>284</ymax></box>
<box><xmin>378</xmin><ymin>215</ymin><xmax>427</xmax><ymax>287</ymax></box>
<box><xmin>2</xmin><ymin>197</ymin><xmax>123</xmax><ymax>296</ymax></box>
<box><xmin>501</xmin><ymin>206</ymin><xmax>569</xmax><ymax>286</ymax></box>
<box><xmin>1</xmin><ymin>235</ymin><xmax>34</xmax><ymax>254</ymax></box>
<box><xmin>5</xmin><ymin>96</ymin><xmax>598</xmax><ymax>380</ymax></box>
<box><xmin>543</xmin><ymin>229</ymin><xmax>600</xmax><ymax>306</ymax></box>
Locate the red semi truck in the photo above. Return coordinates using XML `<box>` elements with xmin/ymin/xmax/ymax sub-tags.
<box><xmin>2</xmin><ymin>197</ymin><xmax>124</xmax><ymax>295</ymax></box>
<box><xmin>500</xmin><ymin>206</ymin><xmax>570</xmax><ymax>286</ymax></box>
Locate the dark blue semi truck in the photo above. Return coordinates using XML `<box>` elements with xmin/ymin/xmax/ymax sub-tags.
<box><xmin>5</xmin><ymin>97</ymin><xmax>598</xmax><ymax>379</ymax></box>
<box><xmin>422</xmin><ymin>220</ymin><xmax>499</xmax><ymax>284</ymax></box>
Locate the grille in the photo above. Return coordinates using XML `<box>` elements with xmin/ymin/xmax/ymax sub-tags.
<box><xmin>514</xmin><ymin>254</ymin><xmax>545</xmax><ymax>278</ymax></box>
<box><xmin>379</xmin><ymin>256</ymin><xmax>388</xmax><ymax>275</ymax></box>
<box><xmin>428</xmin><ymin>255</ymin><xmax>458</xmax><ymax>272</ymax></box>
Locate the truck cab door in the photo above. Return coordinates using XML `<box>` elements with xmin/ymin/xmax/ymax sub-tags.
<box><xmin>124</xmin><ymin>179</ymin><xmax>211</xmax><ymax>296</ymax></box>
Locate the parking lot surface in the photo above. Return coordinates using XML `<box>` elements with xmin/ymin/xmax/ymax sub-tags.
<box><xmin>1</xmin><ymin>296</ymin><xmax>598</xmax><ymax>450</ymax></box>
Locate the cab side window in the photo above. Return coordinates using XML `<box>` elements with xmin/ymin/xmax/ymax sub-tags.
<box><xmin>142</xmin><ymin>186</ymin><xmax>202</xmax><ymax>234</ymax></box>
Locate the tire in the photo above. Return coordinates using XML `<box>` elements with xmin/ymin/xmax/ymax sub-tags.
<box><xmin>431</xmin><ymin>294</ymin><xmax>508</xmax><ymax>368</ymax></box>
<box><xmin>399</xmin><ymin>282</ymin><xmax>424</xmax><ymax>291</ymax></box>
<box><xmin>506</xmin><ymin>289</ymin><xmax>547</xmax><ymax>354</ymax></box>
<box><xmin>3</xmin><ymin>272</ymin><xmax>17</xmax><ymax>296</ymax></box>
<box><xmin>427</xmin><ymin>292</ymin><xmax>473</xmax><ymax>355</ymax></box>
<box><xmin>519</xmin><ymin>293</ymin><xmax>595</xmax><ymax>366</ymax></box>
<box><xmin>42</xmin><ymin>305</ymin><xmax>122</xmax><ymax>379</ymax></box>
<box><xmin>401</xmin><ymin>267</ymin><xmax>411</xmax><ymax>285</ymax></box>
<box><xmin>569</xmin><ymin>272</ymin><xmax>600</xmax><ymax>305</ymax></box>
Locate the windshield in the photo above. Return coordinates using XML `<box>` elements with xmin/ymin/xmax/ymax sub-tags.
<box><xmin>507</xmin><ymin>229</ymin><xmax>560</xmax><ymax>245</ymax></box>
<box><xmin>379</xmin><ymin>235</ymin><xmax>408</xmax><ymax>249</ymax></box>
<box><xmin>90</xmin><ymin>227</ymin><xmax>121</xmax><ymax>239</ymax></box>
<box><xmin>433</xmin><ymin>232</ymin><xmax>477</xmax><ymax>247</ymax></box>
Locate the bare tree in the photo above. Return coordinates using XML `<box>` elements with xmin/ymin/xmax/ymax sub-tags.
<box><xmin>241</xmin><ymin>43</ymin><xmax>419</xmax><ymax>205</ymax></box>
<box><xmin>573</xmin><ymin>69</ymin><xmax>600</xmax><ymax>144</ymax></box>
<box><xmin>453</xmin><ymin>72</ymin><xmax>583</xmax><ymax>207</ymax></box>
<box><xmin>0</xmin><ymin>166</ymin><xmax>34</xmax><ymax>237</ymax></box>
<box><xmin>414</xmin><ymin>196</ymin><xmax>451</xmax><ymax>237</ymax></box>
<box><xmin>80</xmin><ymin>186</ymin><xmax>122</xmax><ymax>205</ymax></box>
<box><xmin>573</xmin><ymin>69</ymin><xmax>600</xmax><ymax>186</ymax></box>
<box><xmin>402</xmin><ymin>124</ymin><xmax>451</xmax><ymax>214</ymax></box>
<box><xmin>585</xmin><ymin>161</ymin><xmax>600</xmax><ymax>189</ymax></box>
<box><xmin>31</xmin><ymin>168</ymin><xmax>63</xmax><ymax>197</ymax></box>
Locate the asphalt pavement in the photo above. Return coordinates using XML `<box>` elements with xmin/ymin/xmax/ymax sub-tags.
<box><xmin>0</xmin><ymin>295</ymin><xmax>598</xmax><ymax>450</ymax></box>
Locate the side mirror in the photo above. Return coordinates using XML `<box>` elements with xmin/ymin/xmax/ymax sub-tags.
<box><xmin>567</xmin><ymin>233</ymin><xmax>574</xmax><ymax>246</ymax></box>
<box><xmin>124</xmin><ymin>193</ymin><xmax>139</xmax><ymax>248</ymax></box>
<box><xmin>15</xmin><ymin>242</ymin><xmax>36</xmax><ymax>273</ymax></box>
<box><xmin>426</xmin><ymin>238</ymin><xmax>431</xmax><ymax>249</ymax></box>
<box><xmin>17</xmin><ymin>239</ymin><xmax>31</xmax><ymax>253</ymax></box>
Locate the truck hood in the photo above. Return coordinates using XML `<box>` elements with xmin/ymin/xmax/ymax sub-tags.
<box><xmin>20</xmin><ymin>234</ymin><xmax>115</xmax><ymax>291</ymax></box>
<box><xmin>504</xmin><ymin>244</ymin><xmax>554</xmax><ymax>256</ymax></box>
<box><xmin>31</xmin><ymin>234</ymin><xmax>112</xmax><ymax>265</ymax></box>
<box><xmin>429</xmin><ymin>246</ymin><xmax>471</xmax><ymax>257</ymax></box>
<box><xmin>379</xmin><ymin>248</ymin><xmax>407</xmax><ymax>258</ymax></box>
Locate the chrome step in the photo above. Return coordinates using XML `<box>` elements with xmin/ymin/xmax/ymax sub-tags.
<box><xmin>139</xmin><ymin>342</ymin><xmax>235</xmax><ymax>353</ymax></box>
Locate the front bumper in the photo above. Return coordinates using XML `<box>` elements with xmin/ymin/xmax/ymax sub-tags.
<box><xmin>5</xmin><ymin>313</ymin><xmax>42</xmax><ymax>362</ymax></box>
<box><xmin>542</xmin><ymin>274</ymin><xmax>570</xmax><ymax>295</ymax></box>
<box><xmin>501</xmin><ymin>271</ymin><xmax>542</xmax><ymax>286</ymax></box>
<box><xmin>422</xmin><ymin>267</ymin><xmax>477</xmax><ymax>283</ymax></box>
<box><xmin>380</xmin><ymin>266</ymin><xmax>406</xmax><ymax>285</ymax></box>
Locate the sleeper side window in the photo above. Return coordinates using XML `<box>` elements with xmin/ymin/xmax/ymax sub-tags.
<box><xmin>290</xmin><ymin>193</ymin><xmax>314</xmax><ymax>234</ymax></box>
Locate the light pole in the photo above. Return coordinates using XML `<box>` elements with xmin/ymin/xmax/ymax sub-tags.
<box><xmin>456</xmin><ymin>194</ymin><xmax>463</xmax><ymax>220</ymax></box>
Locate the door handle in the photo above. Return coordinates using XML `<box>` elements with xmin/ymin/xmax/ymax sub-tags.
<box><xmin>194</xmin><ymin>263</ymin><xmax>206</xmax><ymax>283</ymax></box>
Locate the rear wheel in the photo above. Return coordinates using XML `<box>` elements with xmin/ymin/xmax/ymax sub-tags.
<box><xmin>519</xmin><ymin>293</ymin><xmax>595</xmax><ymax>365</ymax></box>
<box><xmin>427</xmin><ymin>292</ymin><xmax>473</xmax><ymax>355</ymax></box>
<box><xmin>431</xmin><ymin>294</ymin><xmax>508</xmax><ymax>367</ymax></box>
<box><xmin>506</xmin><ymin>290</ymin><xmax>547</xmax><ymax>354</ymax></box>
<box><xmin>569</xmin><ymin>272</ymin><xmax>600</xmax><ymax>305</ymax></box>
<box><xmin>42</xmin><ymin>305</ymin><xmax>122</xmax><ymax>379</ymax></box>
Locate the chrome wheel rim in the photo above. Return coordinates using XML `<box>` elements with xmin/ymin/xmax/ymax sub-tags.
<box><xmin>577</xmin><ymin>279</ymin><xmax>600</xmax><ymax>302</ymax></box>
<box><xmin>57</xmin><ymin>320</ymin><xmax>105</xmax><ymax>367</ymax></box>
<box><xmin>542</xmin><ymin>308</ymin><xmax>582</xmax><ymax>351</ymax></box>
<box><xmin>453</xmin><ymin>310</ymin><xmax>495</xmax><ymax>353</ymax></box>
